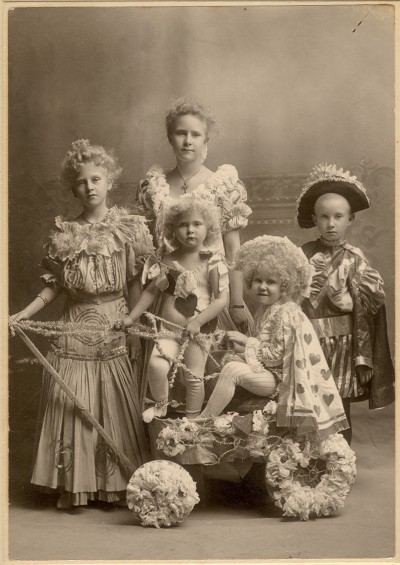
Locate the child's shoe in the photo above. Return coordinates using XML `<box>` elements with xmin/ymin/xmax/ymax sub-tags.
<box><xmin>142</xmin><ymin>400</ymin><xmax>168</xmax><ymax>423</ymax></box>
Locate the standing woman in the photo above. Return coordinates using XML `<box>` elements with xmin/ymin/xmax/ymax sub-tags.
<box><xmin>11</xmin><ymin>140</ymin><xmax>153</xmax><ymax>509</ymax></box>
<box><xmin>137</xmin><ymin>98</ymin><xmax>252</xmax><ymax>331</ymax></box>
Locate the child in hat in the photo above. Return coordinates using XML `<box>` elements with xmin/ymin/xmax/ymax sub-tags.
<box><xmin>296</xmin><ymin>164</ymin><xmax>394</xmax><ymax>444</ymax></box>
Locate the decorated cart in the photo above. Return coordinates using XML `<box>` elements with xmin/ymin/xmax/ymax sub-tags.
<box><xmin>9</xmin><ymin>316</ymin><xmax>357</xmax><ymax>528</ymax></box>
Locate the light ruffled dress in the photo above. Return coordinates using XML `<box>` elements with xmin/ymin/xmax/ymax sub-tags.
<box><xmin>136</xmin><ymin>164</ymin><xmax>253</xmax><ymax>403</ymax></box>
<box><xmin>31</xmin><ymin>207</ymin><xmax>154</xmax><ymax>505</ymax></box>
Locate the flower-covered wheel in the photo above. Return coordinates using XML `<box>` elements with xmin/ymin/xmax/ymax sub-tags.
<box><xmin>265</xmin><ymin>433</ymin><xmax>356</xmax><ymax>520</ymax></box>
<box><xmin>126</xmin><ymin>460</ymin><xmax>200</xmax><ymax>528</ymax></box>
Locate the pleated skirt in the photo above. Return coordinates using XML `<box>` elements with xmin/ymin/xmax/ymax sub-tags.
<box><xmin>31</xmin><ymin>297</ymin><xmax>150</xmax><ymax>505</ymax></box>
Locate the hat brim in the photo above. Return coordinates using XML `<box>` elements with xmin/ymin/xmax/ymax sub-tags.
<box><xmin>297</xmin><ymin>181</ymin><xmax>370</xmax><ymax>228</ymax></box>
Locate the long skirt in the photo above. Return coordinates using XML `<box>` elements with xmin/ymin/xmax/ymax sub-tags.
<box><xmin>31</xmin><ymin>296</ymin><xmax>150</xmax><ymax>506</ymax></box>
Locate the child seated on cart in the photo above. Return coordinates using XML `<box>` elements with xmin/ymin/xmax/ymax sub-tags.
<box><xmin>200</xmin><ymin>235</ymin><xmax>349</xmax><ymax>441</ymax></box>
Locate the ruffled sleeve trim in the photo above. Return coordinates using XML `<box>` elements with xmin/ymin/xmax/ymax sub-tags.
<box><xmin>44</xmin><ymin>207</ymin><xmax>154</xmax><ymax>262</ymax></box>
<box><xmin>136</xmin><ymin>165</ymin><xmax>170</xmax><ymax>219</ymax></box>
<box><xmin>207</xmin><ymin>251</ymin><xmax>229</xmax><ymax>294</ymax></box>
<box><xmin>201</xmin><ymin>165</ymin><xmax>252</xmax><ymax>234</ymax></box>
<box><xmin>141</xmin><ymin>255</ymin><xmax>170</xmax><ymax>292</ymax></box>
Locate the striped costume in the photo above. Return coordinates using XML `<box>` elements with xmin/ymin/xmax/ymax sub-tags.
<box><xmin>301</xmin><ymin>238</ymin><xmax>385</xmax><ymax>400</ymax></box>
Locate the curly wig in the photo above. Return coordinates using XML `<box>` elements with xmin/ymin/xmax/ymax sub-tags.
<box><xmin>235</xmin><ymin>235</ymin><xmax>314</xmax><ymax>304</ymax></box>
<box><xmin>165</xmin><ymin>98</ymin><xmax>217</xmax><ymax>140</ymax></box>
<box><xmin>162</xmin><ymin>195</ymin><xmax>220</xmax><ymax>249</ymax></box>
<box><xmin>61</xmin><ymin>139</ymin><xmax>122</xmax><ymax>189</ymax></box>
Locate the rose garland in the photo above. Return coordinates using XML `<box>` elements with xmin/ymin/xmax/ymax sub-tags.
<box><xmin>156</xmin><ymin>401</ymin><xmax>283</xmax><ymax>464</ymax></box>
<box><xmin>265</xmin><ymin>433</ymin><xmax>356</xmax><ymax>520</ymax></box>
<box><xmin>155</xmin><ymin>402</ymin><xmax>356</xmax><ymax>520</ymax></box>
<box><xmin>126</xmin><ymin>460</ymin><xmax>200</xmax><ymax>528</ymax></box>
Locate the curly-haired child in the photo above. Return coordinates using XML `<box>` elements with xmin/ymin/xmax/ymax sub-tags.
<box><xmin>123</xmin><ymin>195</ymin><xmax>229</xmax><ymax>422</ymax></box>
<box><xmin>10</xmin><ymin>139</ymin><xmax>154</xmax><ymax>509</ymax></box>
<box><xmin>296</xmin><ymin>164</ymin><xmax>395</xmax><ymax>444</ymax></box>
<box><xmin>200</xmin><ymin>235</ymin><xmax>349</xmax><ymax>441</ymax></box>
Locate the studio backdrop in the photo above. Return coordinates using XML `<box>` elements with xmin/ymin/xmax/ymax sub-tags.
<box><xmin>8</xmin><ymin>4</ymin><xmax>395</xmax><ymax>487</ymax></box>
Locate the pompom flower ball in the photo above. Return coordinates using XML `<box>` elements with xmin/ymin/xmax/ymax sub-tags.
<box><xmin>126</xmin><ymin>460</ymin><xmax>200</xmax><ymax>528</ymax></box>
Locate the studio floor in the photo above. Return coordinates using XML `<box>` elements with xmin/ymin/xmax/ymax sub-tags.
<box><xmin>7</xmin><ymin>402</ymin><xmax>396</xmax><ymax>562</ymax></box>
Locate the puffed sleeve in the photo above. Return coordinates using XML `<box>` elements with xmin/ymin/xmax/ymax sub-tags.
<box><xmin>39</xmin><ymin>218</ymin><xmax>65</xmax><ymax>290</ymax></box>
<box><xmin>352</xmin><ymin>258</ymin><xmax>386</xmax><ymax>316</ymax></box>
<box><xmin>141</xmin><ymin>256</ymin><xmax>170</xmax><ymax>292</ymax></box>
<box><xmin>244</xmin><ymin>336</ymin><xmax>284</xmax><ymax>372</ymax></box>
<box><xmin>125</xmin><ymin>215</ymin><xmax>155</xmax><ymax>281</ymax></box>
<box><xmin>136</xmin><ymin>178</ymin><xmax>156</xmax><ymax>223</ymax></box>
<box><xmin>207</xmin><ymin>252</ymin><xmax>229</xmax><ymax>294</ymax></box>
<box><xmin>207</xmin><ymin>165</ymin><xmax>252</xmax><ymax>234</ymax></box>
<box><xmin>135</xmin><ymin>165</ymin><xmax>169</xmax><ymax>226</ymax></box>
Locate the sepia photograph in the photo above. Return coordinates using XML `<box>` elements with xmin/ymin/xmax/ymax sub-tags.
<box><xmin>4</xmin><ymin>1</ymin><xmax>397</xmax><ymax>562</ymax></box>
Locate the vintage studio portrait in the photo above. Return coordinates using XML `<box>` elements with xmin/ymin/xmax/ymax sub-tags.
<box><xmin>6</xmin><ymin>2</ymin><xmax>396</xmax><ymax>562</ymax></box>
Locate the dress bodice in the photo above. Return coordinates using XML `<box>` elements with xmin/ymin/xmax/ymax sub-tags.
<box><xmin>142</xmin><ymin>250</ymin><xmax>229</xmax><ymax>315</ymax></box>
<box><xmin>40</xmin><ymin>206</ymin><xmax>154</xmax><ymax>299</ymax></box>
<box><xmin>136</xmin><ymin>164</ymin><xmax>252</xmax><ymax>252</ymax></box>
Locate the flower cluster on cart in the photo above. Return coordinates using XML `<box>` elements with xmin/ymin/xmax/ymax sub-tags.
<box><xmin>154</xmin><ymin>400</ymin><xmax>356</xmax><ymax>521</ymax></box>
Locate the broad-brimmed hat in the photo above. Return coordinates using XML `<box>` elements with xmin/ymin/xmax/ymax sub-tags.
<box><xmin>296</xmin><ymin>164</ymin><xmax>370</xmax><ymax>228</ymax></box>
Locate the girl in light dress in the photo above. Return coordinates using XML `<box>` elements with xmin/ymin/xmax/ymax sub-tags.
<box><xmin>200</xmin><ymin>235</ymin><xmax>349</xmax><ymax>441</ymax></box>
<box><xmin>123</xmin><ymin>195</ymin><xmax>229</xmax><ymax>421</ymax></box>
<box><xmin>10</xmin><ymin>140</ymin><xmax>154</xmax><ymax>509</ymax></box>
<box><xmin>136</xmin><ymin>98</ymin><xmax>253</xmax><ymax>404</ymax></box>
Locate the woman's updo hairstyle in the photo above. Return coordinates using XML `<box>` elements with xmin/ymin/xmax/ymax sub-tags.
<box><xmin>61</xmin><ymin>139</ymin><xmax>122</xmax><ymax>190</ymax></box>
<box><xmin>165</xmin><ymin>98</ymin><xmax>217</xmax><ymax>141</ymax></box>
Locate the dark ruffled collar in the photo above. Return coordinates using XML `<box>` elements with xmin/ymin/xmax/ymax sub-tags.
<box><xmin>319</xmin><ymin>237</ymin><xmax>347</xmax><ymax>248</ymax></box>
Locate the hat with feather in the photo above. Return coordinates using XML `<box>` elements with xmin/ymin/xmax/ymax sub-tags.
<box><xmin>296</xmin><ymin>163</ymin><xmax>370</xmax><ymax>228</ymax></box>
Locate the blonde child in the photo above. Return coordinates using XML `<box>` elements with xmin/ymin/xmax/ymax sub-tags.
<box><xmin>296</xmin><ymin>164</ymin><xmax>395</xmax><ymax>444</ymax></box>
<box><xmin>200</xmin><ymin>235</ymin><xmax>349</xmax><ymax>441</ymax></box>
<box><xmin>10</xmin><ymin>139</ymin><xmax>154</xmax><ymax>509</ymax></box>
<box><xmin>123</xmin><ymin>195</ymin><xmax>229</xmax><ymax>422</ymax></box>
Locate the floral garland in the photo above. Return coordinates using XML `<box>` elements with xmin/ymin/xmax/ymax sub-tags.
<box><xmin>156</xmin><ymin>400</ymin><xmax>282</xmax><ymax>464</ymax></box>
<box><xmin>155</xmin><ymin>402</ymin><xmax>356</xmax><ymax>520</ymax></box>
<box><xmin>265</xmin><ymin>433</ymin><xmax>356</xmax><ymax>520</ymax></box>
<box><xmin>9</xmin><ymin>316</ymin><xmax>226</xmax><ymax>385</ymax></box>
<box><xmin>126</xmin><ymin>460</ymin><xmax>200</xmax><ymax>528</ymax></box>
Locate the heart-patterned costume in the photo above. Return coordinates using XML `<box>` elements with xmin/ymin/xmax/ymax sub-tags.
<box><xmin>201</xmin><ymin>298</ymin><xmax>349</xmax><ymax>440</ymax></box>
<box><xmin>141</xmin><ymin>250</ymin><xmax>229</xmax><ymax>418</ymax></box>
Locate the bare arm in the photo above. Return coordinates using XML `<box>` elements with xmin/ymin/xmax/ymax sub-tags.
<box><xmin>123</xmin><ymin>281</ymin><xmax>159</xmax><ymax>326</ymax></box>
<box><xmin>185</xmin><ymin>269</ymin><xmax>228</xmax><ymax>338</ymax></box>
<box><xmin>126</xmin><ymin>277</ymin><xmax>145</xmax><ymax>360</ymax></box>
<box><xmin>10</xmin><ymin>286</ymin><xmax>62</xmax><ymax>321</ymax></box>
<box><xmin>223</xmin><ymin>229</ymin><xmax>248</xmax><ymax>331</ymax></box>
<box><xmin>127</xmin><ymin>277</ymin><xmax>142</xmax><ymax>311</ymax></box>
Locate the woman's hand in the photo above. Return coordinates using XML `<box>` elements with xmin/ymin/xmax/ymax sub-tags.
<box><xmin>226</xmin><ymin>330</ymin><xmax>247</xmax><ymax>353</ymax></box>
<box><xmin>9</xmin><ymin>309</ymin><xmax>32</xmax><ymax>323</ymax></box>
<box><xmin>185</xmin><ymin>318</ymin><xmax>201</xmax><ymax>340</ymax></box>
<box><xmin>228</xmin><ymin>306</ymin><xmax>249</xmax><ymax>334</ymax></box>
<box><xmin>122</xmin><ymin>315</ymin><xmax>134</xmax><ymax>329</ymax></box>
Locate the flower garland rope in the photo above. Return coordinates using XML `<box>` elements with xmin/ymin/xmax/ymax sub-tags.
<box><xmin>9</xmin><ymin>315</ymin><xmax>226</xmax><ymax>386</ymax></box>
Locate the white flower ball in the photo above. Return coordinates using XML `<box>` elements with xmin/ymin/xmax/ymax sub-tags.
<box><xmin>126</xmin><ymin>460</ymin><xmax>200</xmax><ymax>528</ymax></box>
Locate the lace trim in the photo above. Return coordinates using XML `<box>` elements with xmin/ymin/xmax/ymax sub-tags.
<box><xmin>50</xmin><ymin>344</ymin><xmax>128</xmax><ymax>361</ymax></box>
<box><xmin>319</xmin><ymin>238</ymin><xmax>347</xmax><ymax>248</ymax></box>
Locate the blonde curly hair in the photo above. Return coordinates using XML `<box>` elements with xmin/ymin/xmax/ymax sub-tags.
<box><xmin>165</xmin><ymin>98</ymin><xmax>217</xmax><ymax>141</ymax></box>
<box><xmin>61</xmin><ymin>139</ymin><xmax>122</xmax><ymax>189</ymax></box>
<box><xmin>162</xmin><ymin>195</ymin><xmax>220</xmax><ymax>249</ymax></box>
<box><xmin>235</xmin><ymin>235</ymin><xmax>314</xmax><ymax>304</ymax></box>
